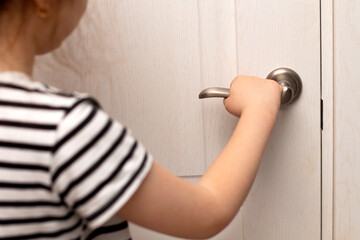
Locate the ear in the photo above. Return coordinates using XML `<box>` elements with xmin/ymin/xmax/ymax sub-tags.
<box><xmin>32</xmin><ymin>0</ymin><xmax>51</xmax><ymax>17</ymax></box>
<box><xmin>32</xmin><ymin>0</ymin><xmax>51</xmax><ymax>9</ymax></box>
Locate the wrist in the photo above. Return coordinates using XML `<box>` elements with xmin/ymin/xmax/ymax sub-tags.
<box><xmin>241</xmin><ymin>104</ymin><xmax>279</xmax><ymax>121</ymax></box>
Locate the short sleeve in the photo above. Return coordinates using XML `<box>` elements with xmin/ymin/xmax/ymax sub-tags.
<box><xmin>50</xmin><ymin>97</ymin><xmax>153</xmax><ymax>229</ymax></box>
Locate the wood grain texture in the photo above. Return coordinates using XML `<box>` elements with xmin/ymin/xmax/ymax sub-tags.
<box><xmin>321</xmin><ymin>0</ymin><xmax>334</xmax><ymax>239</ymax></box>
<box><xmin>197</xmin><ymin>0</ymin><xmax>238</xmax><ymax>170</ymax></box>
<box><xmin>130</xmin><ymin>1</ymin><xmax>245</xmax><ymax>239</ymax></box>
<box><xmin>131</xmin><ymin>0</ymin><xmax>322</xmax><ymax>239</ymax></box>
<box><xmin>34</xmin><ymin>0</ymin><xmax>206</xmax><ymax>176</ymax></box>
<box><xmin>235</xmin><ymin>0</ymin><xmax>321</xmax><ymax>239</ymax></box>
<box><xmin>333</xmin><ymin>0</ymin><xmax>360</xmax><ymax>239</ymax></box>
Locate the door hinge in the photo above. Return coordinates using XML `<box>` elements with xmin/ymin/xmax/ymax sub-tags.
<box><xmin>321</xmin><ymin>99</ymin><xmax>323</xmax><ymax>130</ymax></box>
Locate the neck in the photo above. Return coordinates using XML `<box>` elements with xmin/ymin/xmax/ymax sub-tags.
<box><xmin>0</xmin><ymin>37</ymin><xmax>36</xmax><ymax>77</ymax></box>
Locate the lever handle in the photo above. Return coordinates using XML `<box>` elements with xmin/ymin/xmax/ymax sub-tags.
<box><xmin>198</xmin><ymin>87</ymin><xmax>230</xmax><ymax>99</ymax></box>
<box><xmin>199</xmin><ymin>67</ymin><xmax>302</xmax><ymax>105</ymax></box>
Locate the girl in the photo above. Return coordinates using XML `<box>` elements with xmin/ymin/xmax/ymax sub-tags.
<box><xmin>0</xmin><ymin>0</ymin><xmax>282</xmax><ymax>239</ymax></box>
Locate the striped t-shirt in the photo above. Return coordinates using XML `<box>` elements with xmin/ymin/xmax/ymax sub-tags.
<box><xmin>0</xmin><ymin>71</ymin><xmax>153</xmax><ymax>240</ymax></box>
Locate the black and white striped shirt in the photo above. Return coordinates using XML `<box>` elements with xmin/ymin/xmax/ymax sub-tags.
<box><xmin>0</xmin><ymin>71</ymin><xmax>153</xmax><ymax>240</ymax></box>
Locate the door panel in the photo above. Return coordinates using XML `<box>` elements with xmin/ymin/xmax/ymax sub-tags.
<box><xmin>34</xmin><ymin>0</ymin><xmax>321</xmax><ymax>239</ymax></box>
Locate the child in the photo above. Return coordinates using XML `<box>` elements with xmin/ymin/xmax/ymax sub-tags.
<box><xmin>0</xmin><ymin>0</ymin><xmax>282</xmax><ymax>239</ymax></box>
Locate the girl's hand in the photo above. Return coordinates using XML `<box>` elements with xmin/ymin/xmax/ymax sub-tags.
<box><xmin>223</xmin><ymin>75</ymin><xmax>282</xmax><ymax>117</ymax></box>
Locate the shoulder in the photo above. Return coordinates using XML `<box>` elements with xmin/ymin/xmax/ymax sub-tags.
<box><xmin>33</xmin><ymin>82</ymin><xmax>104</xmax><ymax>125</ymax></box>
<box><xmin>40</xmin><ymin>83</ymin><xmax>102</xmax><ymax>111</ymax></box>
<box><xmin>0</xmin><ymin>71</ymin><xmax>102</xmax><ymax>112</ymax></box>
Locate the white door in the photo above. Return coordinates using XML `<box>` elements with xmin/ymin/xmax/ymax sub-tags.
<box><xmin>34</xmin><ymin>0</ymin><xmax>321</xmax><ymax>239</ymax></box>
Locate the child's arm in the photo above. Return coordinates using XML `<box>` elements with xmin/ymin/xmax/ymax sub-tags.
<box><xmin>117</xmin><ymin>75</ymin><xmax>282</xmax><ymax>239</ymax></box>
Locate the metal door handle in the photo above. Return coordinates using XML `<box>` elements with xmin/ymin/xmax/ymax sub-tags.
<box><xmin>199</xmin><ymin>67</ymin><xmax>302</xmax><ymax>105</ymax></box>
